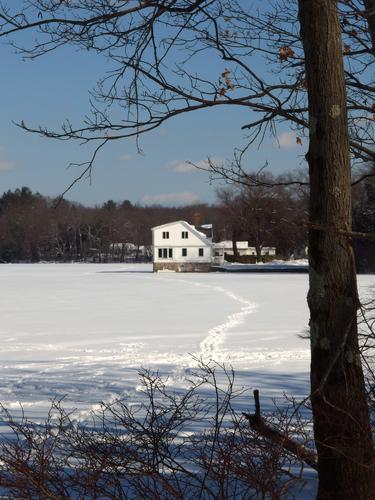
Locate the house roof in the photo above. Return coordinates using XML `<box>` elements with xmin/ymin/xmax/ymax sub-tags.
<box><xmin>219</xmin><ymin>240</ymin><xmax>251</xmax><ymax>249</ymax></box>
<box><xmin>218</xmin><ymin>241</ymin><xmax>276</xmax><ymax>250</ymax></box>
<box><xmin>151</xmin><ymin>220</ymin><xmax>211</xmax><ymax>242</ymax></box>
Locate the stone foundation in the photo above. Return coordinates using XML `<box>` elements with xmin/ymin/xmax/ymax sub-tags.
<box><xmin>153</xmin><ymin>262</ymin><xmax>212</xmax><ymax>273</ymax></box>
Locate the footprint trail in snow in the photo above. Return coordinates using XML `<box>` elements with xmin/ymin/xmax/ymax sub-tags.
<box><xmin>156</xmin><ymin>276</ymin><xmax>258</xmax><ymax>362</ymax></box>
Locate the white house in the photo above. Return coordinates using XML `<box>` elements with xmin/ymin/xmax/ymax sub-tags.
<box><xmin>152</xmin><ymin>221</ymin><xmax>214</xmax><ymax>272</ymax></box>
<box><xmin>151</xmin><ymin>221</ymin><xmax>277</xmax><ymax>272</ymax></box>
<box><xmin>219</xmin><ymin>241</ymin><xmax>276</xmax><ymax>257</ymax></box>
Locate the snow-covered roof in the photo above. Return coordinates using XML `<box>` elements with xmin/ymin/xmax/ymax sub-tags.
<box><xmin>218</xmin><ymin>241</ymin><xmax>276</xmax><ymax>251</ymax></box>
<box><xmin>151</xmin><ymin>220</ymin><xmax>211</xmax><ymax>242</ymax></box>
<box><xmin>109</xmin><ymin>242</ymin><xmax>138</xmax><ymax>250</ymax></box>
<box><xmin>218</xmin><ymin>240</ymin><xmax>251</xmax><ymax>250</ymax></box>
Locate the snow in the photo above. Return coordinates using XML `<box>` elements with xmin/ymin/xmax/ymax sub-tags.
<box><xmin>0</xmin><ymin>263</ymin><xmax>373</xmax><ymax>496</ymax></box>
<box><xmin>0</xmin><ymin>263</ymin><xmax>373</xmax><ymax>413</ymax></box>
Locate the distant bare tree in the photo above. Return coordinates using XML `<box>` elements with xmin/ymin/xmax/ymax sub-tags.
<box><xmin>217</xmin><ymin>173</ymin><xmax>308</xmax><ymax>260</ymax></box>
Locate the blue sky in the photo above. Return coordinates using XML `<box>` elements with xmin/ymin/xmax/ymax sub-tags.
<box><xmin>0</xmin><ymin>11</ymin><xmax>306</xmax><ymax>207</ymax></box>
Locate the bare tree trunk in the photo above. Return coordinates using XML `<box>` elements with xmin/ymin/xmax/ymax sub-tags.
<box><xmin>255</xmin><ymin>244</ymin><xmax>262</xmax><ymax>263</ymax></box>
<box><xmin>299</xmin><ymin>1</ymin><xmax>375</xmax><ymax>498</ymax></box>
<box><xmin>232</xmin><ymin>230</ymin><xmax>239</xmax><ymax>259</ymax></box>
<box><xmin>364</xmin><ymin>0</ymin><xmax>375</xmax><ymax>53</ymax></box>
<box><xmin>120</xmin><ymin>243</ymin><xmax>125</xmax><ymax>263</ymax></box>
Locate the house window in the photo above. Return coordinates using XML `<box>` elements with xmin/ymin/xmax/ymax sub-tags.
<box><xmin>199</xmin><ymin>248</ymin><xmax>204</xmax><ymax>257</ymax></box>
<box><xmin>159</xmin><ymin>248</ymin><xmax>173</xmax><ymax>259</ymax></box>
<box><xmin>182</xmin><ymin>248</ymin><xmax>187</xmax><ymax>257</ymax></box>
<box><xmin>162</xmin><ymin>231</ymin><xmax>169</xmax><ymax>239</ymax></box>
<box><xmin>182</xmin><ymin>231</ymin><xmax>189</xmax><ymax>239</ymax></box>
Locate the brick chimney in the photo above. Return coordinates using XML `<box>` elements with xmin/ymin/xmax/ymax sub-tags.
<box><xmin>193</xmin><ymin>211</ymin><xmax>201</xmax><ymax>228</ymax></box>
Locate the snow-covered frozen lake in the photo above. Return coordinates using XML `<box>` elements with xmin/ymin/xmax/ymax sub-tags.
<box><xmin>0</xmin><ymin>264</ymin><xmax>374</xmax><ymax>420</ymax></box>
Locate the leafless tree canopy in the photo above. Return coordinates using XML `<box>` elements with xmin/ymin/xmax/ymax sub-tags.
<box><xmin>0</xmin><ymin>0</ymin><xmax>374</xmax><ymax>184</ymax></box>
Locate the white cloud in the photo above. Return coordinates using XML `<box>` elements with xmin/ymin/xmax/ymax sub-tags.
<box><xmin>119</xmin><ymin>154</ymin><xmax>133</xmax><ymax>161</ymax></box>
<box><xmin>140</xmin><ymin>191</ymin><xmax>200</xmax><ymax>206</ymax></box>
<box><xmin>0</xmin><ymin>159</ymin><xmax>16</xmax><ymax>171</ymax></box>
<box><xmin>168</xmin><ymin>157</ymin><xmax>223</xmax><ymax>174</ymax></box>
<box><xmin>169</xmin><ymin>160</ymin><xmax>197</xmax><ymax>173</ymax></box>
<box><xmin>276</xmin><ymin>131</ymin><xmax>298</xmax><ymax>149</ymax></box>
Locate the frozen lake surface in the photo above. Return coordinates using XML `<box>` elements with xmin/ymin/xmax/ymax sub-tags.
<box><xmin>0</xmin><ymin>263</ymin><xmax>374</xmax><ymax>497</ymax></box>
<box><xmin>0</xmin><ymin>263</ymin><xmax>374</xmax><ymax>418</ymax></box>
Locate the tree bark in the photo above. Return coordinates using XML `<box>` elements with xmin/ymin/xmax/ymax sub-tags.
<box><xmin>364</xmin><ymin>0</ymin><xmax>375</xmax><ymax>53</ymax></box>
<box><xmin>232</xmin><ymin>229</ymin><xmax>239</xmax><ymax>259</ymax></box>
<box><xmin>298</xmin><ymin>1</ymin><xmax>375</xmax><ymax>498</ymax></box>
<box><xmin>255</xmin><ymin>244</ymin><xmax>262</xmax><ymax>262</ymax></box>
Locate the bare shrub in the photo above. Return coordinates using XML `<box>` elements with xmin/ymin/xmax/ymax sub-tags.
<box><xmin>0</xmin><ymin>360</ymin><xmax>311</xmax><ymax>499</ymax></box>
<box><xmin>359</xmin><ymin>295</ymin><xmax>375</xmax><ymax>421</ymax></box>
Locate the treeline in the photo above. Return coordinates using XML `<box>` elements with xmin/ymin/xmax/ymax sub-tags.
<box><xmin>0</xmin><ymin>178</ymin><xmax>308</xmax><ymax>263</ymax></box>
<box><xmin>0</xmin><ymin>187</ymin><xmax>219</xmax><ymax>263</ymax></box>
<box><xmin>353</xmin><ymin>165</ymin><xmax>375</xmax><ymax>273</ymax></box>
<box><xmin>0</xmin><ymin>176</ymin><xmax>374</xmax><ymax>270</ymax></box>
